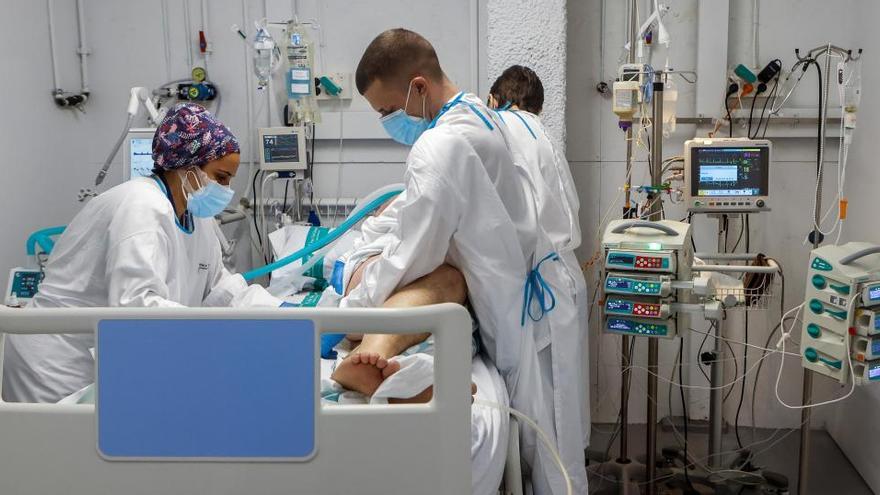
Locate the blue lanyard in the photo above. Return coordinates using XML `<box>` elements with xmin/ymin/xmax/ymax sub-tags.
<box><xmin>428</xmin><ymin>92</ymin><xmax>494</xmax><ymax>131</ymax></box>
<box><xmin>521</xmin><ymin>252</ymin><xmax>560</xmax><ymax>326</ymax></box>
<box><xmin>151</xmin><ymin>175</ymin><xmax>194</xmax><ymax>234</ymax></box>
<box><xmin>495</xmin><ymin>108</ymin><xmax>537</xmax><ymax>140</ymax></box>
<box><xmin>509</xmin><ymin>111</ymin><xmax>537</xmax><ymax>139</ymax></box>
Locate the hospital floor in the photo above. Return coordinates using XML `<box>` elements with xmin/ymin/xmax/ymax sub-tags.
<box><xmin>587</xmin><ymin>422</ymin><xmax>873</xmax><ymax>494</ymax></box>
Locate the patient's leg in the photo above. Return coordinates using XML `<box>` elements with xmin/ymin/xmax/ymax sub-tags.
<box><xmin>330</xmin><ymin>261</ymin><xmax>467</xmax><ymax>396</ymax></box>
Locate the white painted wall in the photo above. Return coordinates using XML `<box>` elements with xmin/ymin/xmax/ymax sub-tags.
<box><xmin>567</xmin><ymin>0</ymin><xmax>869</xmax><ymax>438</ymax></box>
<box><xmin>487</xmin><ymin>0</ymin><xmax>567</xmax><ymax>149</ymax></box>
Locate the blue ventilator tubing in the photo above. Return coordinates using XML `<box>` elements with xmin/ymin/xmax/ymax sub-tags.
<box><xmin>241</xmin><ymin>189</ymin><xmax>403</xmax><ymax>281</ymax></box>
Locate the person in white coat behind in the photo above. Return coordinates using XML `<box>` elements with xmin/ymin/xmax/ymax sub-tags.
<box><xmin>324</xmin><ymin>30</ymin><xmax>587</xmax><ymax>494</ymax></box>
<box><xmin>488</xmin><ymin>65</ymin><xmax>591</xmax><ymax>453</ymax></box>
<box><xmin>3</xmin><ymin>104</ymin><xmax>279</xmax><ymax>404</ymax></box>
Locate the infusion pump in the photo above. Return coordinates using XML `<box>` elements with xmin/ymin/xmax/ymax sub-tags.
<box><xmin>601</xmin><ymin>220</ymin><xmax>693</xmax><ymax>338</ymax></box>
<box><xmin>802</xmin><ymin>242</ymin><xmax>880</xmax><ymax>385</ymax></box>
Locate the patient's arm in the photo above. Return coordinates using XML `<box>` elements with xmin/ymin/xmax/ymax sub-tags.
<box><xmin>330</xmin><ymin>261</ymin><xmax>467</xmax><ymax>396</ymax></box>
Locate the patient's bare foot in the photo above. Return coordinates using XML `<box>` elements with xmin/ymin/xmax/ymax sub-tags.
<box><xmin>331</xmin><ymin>352</ymin><xmax>392</xmax><ymax>396</ymax></box>
<box><xmin>381</xmin><ymin>359</ymin><xmax>402</xmax><ymax>378</ymax></box>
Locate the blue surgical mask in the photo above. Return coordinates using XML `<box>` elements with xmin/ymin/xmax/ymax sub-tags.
<box><xmin>182</xmin><ymin>169</ymin><xmax>235</xmax><ymax>218</ymax></box>
<box><xmin>380</xmin><ymin>81</ymin><xmax>429</xmax><ymax>146</ymax></box>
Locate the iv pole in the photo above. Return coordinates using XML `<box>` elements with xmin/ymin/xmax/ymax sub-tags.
<box><xmin>794</xmin><ymin>43</ymin><xmax>862</xmax><ymax>495</ymax></box>
<box><xmin>593</xmin><ymin>3</ymin><xmax>680</xmax><ymax>492</ymax></box>
<box><xmin>590</xmin><ymin>2</ymin><xmax>646</xmax><ymax>492</ymax></box>
<box><xmin>645</xmin><ymin>65</ymin><xmax>664</xmax><ymax>495</ymax></box>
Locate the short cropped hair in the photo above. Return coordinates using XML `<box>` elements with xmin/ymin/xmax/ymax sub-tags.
<box><xmin>355</xmin><ymin>28</ymin><xmax>445</xmax><ymax>94</ymax></box>
<box><xmin>489</xmin><ymin>65</ymin><xmax>544</xmax><ymax>115</ymax></box>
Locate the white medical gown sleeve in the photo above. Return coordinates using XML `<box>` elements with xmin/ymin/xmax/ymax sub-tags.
<box><xmin>105</xmin><ymin>231</ymin><xmax>186</xmax><ymax>308</ymax></box>
<box><xmin>195</xmin><ymin>218</ymin><xmax>282</xmax><ymax>307</ymax></box>
<box><xmin>203</xmin><ymin>264</ymin><xmax>282</xmax><ymax>308</ymax></box>
<box><xmin>202</xmin><ymin>266</ymin><xmax>248</xmax><ymax>307</ymax></box>
<box><xmin>341</xmin><ymin>153</ymin><xmax>462</xmax><ymax>308</ymax></box>
<box><xmin>552</xmin><ymin>145</ymin><xmax>581</xmax><ymax>250</ymax></box>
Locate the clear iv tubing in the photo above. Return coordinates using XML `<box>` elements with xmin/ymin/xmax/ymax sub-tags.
<box><xmin>472</xmin><ymin>399</ymin><xmax>573</xmax><ymax>495</ymax></box>
<box><xmin>241</xmin><ymin>186</ymin><xmax>403</xmax><ymax>281</ymax></box>
<box><xmin>811</xmin><ymin>53</ymin><xmax>855</xmax><ymax>240</ymax></box>
<box><xmin>774</xmin><ymin>296</ymin><xmax>857</xmax><ymax>409</ymax></box>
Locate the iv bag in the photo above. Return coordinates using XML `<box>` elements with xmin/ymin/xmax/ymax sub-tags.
<box><xmin>843</xmin><ymin>61</ymin><xmax>861</xmax><ymax>125</ymax></box>
<box><xmin>253</xmin><ymin>25</ymin><xmax>275</xmax><ymax>90</ymax></box>
<box><xmin>662</xmin><ymin>78</ymin><xmax>678</xmax><ymax>137</ymax></box>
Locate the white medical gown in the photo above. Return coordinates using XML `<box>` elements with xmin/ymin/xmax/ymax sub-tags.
<box><xmin>331</xmin><ymin>94</ymin><xmax>587</xmax><ymax>494</ymax></box>
<box><xmin>496</xmin><ymin>109</ymin><xmax>591</xmax><ymax>486</ymax></box>
<box><xmin>3</xmin><ymin>177</ymin><xmax>277</xmax><ymax>403</ymax></box>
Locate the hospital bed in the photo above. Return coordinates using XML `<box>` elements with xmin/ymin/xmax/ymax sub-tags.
<box><xmin>0</xmin><ymin>303</ymin><xmax>522</xmax><ymax>495</ymax></box>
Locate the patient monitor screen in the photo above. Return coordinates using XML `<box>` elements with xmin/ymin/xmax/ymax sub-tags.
<box><xmin>690</xmin><ymin>147</ymin><xmax>768</xmax><ymax>197</ymax></box>
<box><xmin>263</xmin><ymin>133</ymin><xmax>301</xmax><ymax>164</ymax></box>
<box><xmin>129</xmin><ymin>137</ymin><xmax>155</xmax><ymax>180</ymax></box>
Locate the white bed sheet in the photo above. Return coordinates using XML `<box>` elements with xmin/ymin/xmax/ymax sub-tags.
<box><xmin>320</xmin><ymin>351</ymin><xmax>509</xmax><ymax>495</ymax></box>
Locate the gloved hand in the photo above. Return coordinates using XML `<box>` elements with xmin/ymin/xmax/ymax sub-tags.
<box><xmin>320</xmin><ymin>333</ymin><xmax>347</xmax><ymax>360</ymax></box>
<box><xmin>280</xmin><ymin>302</ymin><xmax>346</xmax><ymax>359</ymax></box>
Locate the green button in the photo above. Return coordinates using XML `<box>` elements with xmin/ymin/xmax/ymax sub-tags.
<box><xmin>804</xmin><ymin>347</ymin><xmax>818</xmax><ymax>362</ymax></box>
<box><xmin>829</xmin><ymin>283</ymin><xmax>850</xmax><ymax>295</ymax></box>
<box><xmin>809</xmin><ymin>300</ymin><xmax>824</xmax><ymax>314</ymax></box>
<box><xmin>812</xmin><ymin>257</ymin><xmax>833</xmax><ymax>271</ymax></box>
<box><xmin>812</xmin><ymin>275</ymin><xmax>827</xmax><ymax>290</ymax></box>
<box><xmin>820</xmin><ymin>357</ymin><xmax>843</xmax><ymax>370</ymax></box>
<box><xmin>827</xmin><ymin>308</ymin><xmax>848</xmax><ymax>320</ymax></box>
<box><xmin>807</xmin><ymin>324</ymin><xmax>822</xmax><ymax>338</ymax></box>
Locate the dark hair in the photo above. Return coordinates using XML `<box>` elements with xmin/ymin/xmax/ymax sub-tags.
<box><xmin>355</xmin><ymin>28</ymin><xmax>445</xmax><ymax>95</ymax></box>
<box><xmin>489</xmin><ymin>65</ymin><xmax>544</xmax><ymax>114</ymax></box>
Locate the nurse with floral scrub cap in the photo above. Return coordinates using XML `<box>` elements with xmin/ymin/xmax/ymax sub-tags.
<box><xmin>3</xmin><ymin>103</ymin><xmax>280</xmax><ymax>404</ymax></box>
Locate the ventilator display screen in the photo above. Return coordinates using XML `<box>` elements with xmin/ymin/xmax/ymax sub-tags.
<box><xmin>869</xmin><ymin>285</ymin><xmax>880</xmax><ymax>301</ymax></box>
<box><xmin>691</xmin><ymin>147</ymin><xmax>768</xmax><ymax>197</ymax></box>
<box><xmin>129</xmin><ymin>138</ymin><xmax>155</xmax><ymax>180</ymax></box>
